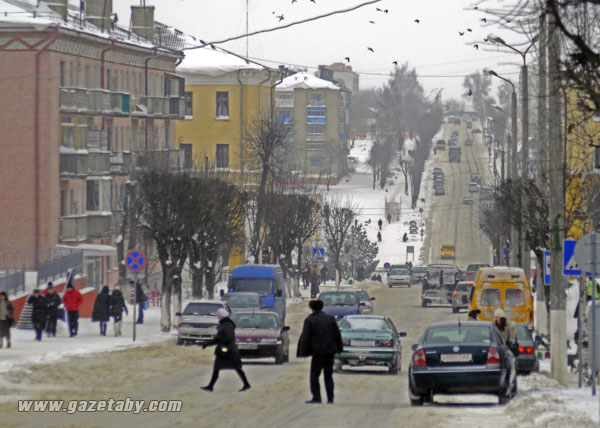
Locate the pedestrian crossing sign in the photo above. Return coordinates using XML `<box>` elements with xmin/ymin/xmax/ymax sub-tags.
<box><xmin>563</xmin><ymin>240</ymin><xmax>582</xmax><ymax>275</ymax></box>
<box><xmin>313</xmin><ymin>248</ymin><xmax>325</xmax><ymax>260</ymax></box>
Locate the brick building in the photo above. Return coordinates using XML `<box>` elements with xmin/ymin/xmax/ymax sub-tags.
<box><xmin>0</xmin><ymin>0</ymin><xmax>185</xmax><ymax>288</ymax></box>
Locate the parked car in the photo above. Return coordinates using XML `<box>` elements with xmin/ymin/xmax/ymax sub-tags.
<box><xmin>472</xmin><ymin>128</ymin><xmax>482</xmax><ymax>134</ymax></box>
<box><xmin>452</xmin><ymin>281</ymin><xmax>474</xmax><ymax>313</ymax></box>
<box><xmin>176</xmin><ymin>300</ymin><xmax>232</xmax><ymax>345</ymax></box>
<box><xmin>513</xmin><ymin>323</ymin><xmax>540</xmax><ymax>374</ymax></box>
<box><xmin>319</xmin><ymin>290</ymin><xmax>363</xmax><ymax>320</ymax></box>
<box><xmin>434</xmin><ymin>186</ymin><xmax>445</xmax><ymax>196</ymax></box>
<box><xmin>436</xmin><ymin>140</ymin><xmax>446</xmax><ymax>151</ymax></box>
<box><xmin>352</xmin><ymin>288</ymin><xmax>376</xmax><ymax>314</ymax></box>
<box><xmin>471</xmin><ymin>172</ymin><xmax>481</xmax><ymax>184</ymax></box>
<box><xmin>408</xmin><ymin>321</ymin><xmax>518</xmax><ymax>405</ymax></box>
<box><xmin>412</xmin><ymin>266</ymin><xmax>427</xmax><ymax>282</ymax></box>
<box><xmin>336</xmin><ymin>315</ymin><xmax>407</xmax><ymax>374</ymax></box>
<box><xmin>464</xmin><ymin>263</ymin><xmax>489</xmax><ymax>282</ymax></box>
<box><xmin>221</xmin><ymin>292</ymin><xmax>265</xmax><ymax>314</ymax></box>
<box><xmin>388</xmin><ymin>267</ymin><xmax>412</xmax><ymax>288</ymax></box>
<box><xmin>440</xmin><ymin>242</ymin><xmax>456</xmax><ymax>260</ymax></box>
<box><xmin>230</xmin><ymin>312</ymin><xmax>290</xmax><ymax>364</ymax></box>
<box><xmin>463</xmin><ymin>195</ymin><xmax>473</xmax><ymax>205</ymax></box>
<box><xmin>469</xmin><ymin>182</ymin><xmax>480</xmax><ymax>193</ymax></box>
<box><xmin>465</xmin><ymin>138</ymin><xmax>473</xmax><ymax>146</ymax></box>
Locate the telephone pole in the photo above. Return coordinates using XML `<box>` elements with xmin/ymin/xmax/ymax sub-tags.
<box><xmin>548</xmin><ymin>10</ymin><xmax>568</xmax><ymax>386</ymax></box>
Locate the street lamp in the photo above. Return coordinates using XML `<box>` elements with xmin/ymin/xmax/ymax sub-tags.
<box><xmin>484</xmin><ymin>67</ymin><xmax>519</xmax><ymax>268</ymax></box>
<box><xmin>488</xmin><ymin>116</ymin><xmax>507</xmax><ymax>182</ymax></box>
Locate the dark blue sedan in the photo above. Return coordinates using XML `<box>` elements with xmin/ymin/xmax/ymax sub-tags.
<box><xmin>318</xmin><ymin>291</ymin><xmax>362</xmax><ymax>321</ymax></box>
<box><xmin>408</xmin><ymin>321</ymin><xmax>517</xmax><ymax>406</ymax></box>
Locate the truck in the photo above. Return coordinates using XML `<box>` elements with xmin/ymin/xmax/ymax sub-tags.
<box><xmin>448</xmin><ymin>147</ymin><xmax>461</xmax><ymax>163</ymax></box>
<box><xmin>421</xmin><ymin>264</ymin><xmax>460</xmax><ymax>307</ymax></box>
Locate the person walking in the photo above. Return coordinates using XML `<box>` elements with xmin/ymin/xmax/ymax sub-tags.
<box><xmin>310</xmin><ymin>273</ymin><xmax>320</xmax><ymax>299</ymax></box>
<box><xmin>27</xmin><ymin>289</ymin><xmax>47</xmax><ymax>341</ymax></box>
<box><xmin>402</xmin><ymin>232</ymin><xmax>408</xmax><ymax>242</ymax></box>
<box><xmin>0</xmin><ymin>291</ymin><xmax>14</xmax><ymax>348</ymax></box>
<box><xmin>320</xmin><ymin>266</ymin><xmax>328</xmax><ymax>283</ymax></box>
<box><xmin>297</xmin><ymin>299</ymin><xmax>343</xmax><ymax>404</ymax></box>
<box><xmin>494</xmin><ymin>309</ymin><xmax>516</xmax><ymax>344</ymax></box>
<box><xmin>110</xmin><ymin>285</ymin><xmax>128</xmax><ymax>337</ymax></box>
<box><xmin>92</xmin><ymin>286</ymin><xmax>111</xmax><ymax>336</ymax></box>
<box><xmin>63</xmin><ymin>283</ymin><xmax>83</xmax><ymax>337</ymax></box>
<box><xmin>304</xmin><ymin>264</ymin><xmax>312</xmax><ymax>291</ymax></box>
<box><xmin>134</xmin><ymin>281</ymin><xmax>147</xmax><ymax>324</ymax></box>
<box><xmin>377</xmin><ymin>231</ymin><xmax>382</xmax><ymax>242</ymax></box>
<box><xmin>378</xmin><ymin>219</ymin><xmax>383</xmax><ymax>230</ymax></box>
<box><xmin>387</xmin><ymin>213</ymin><xmax>392</xmax><ymax>224</ymax></box>
<box><xmin>201</xmin><ymin>308</ymin><xmax>251</xmax><ymax>392</ymax></box>
<box><xmin>43</xmin><ymin>283</ymin><xmax>61</xmax><ymax>337</ymax></box>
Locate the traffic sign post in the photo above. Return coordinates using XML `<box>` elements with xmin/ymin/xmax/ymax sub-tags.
<box><xmin>312</xmin><ymin>248</ymin><xmax>325</xmax><ymax>261</ymax></box>
<box><xmin>563</xmin><ymin>239</ymin><xmax>582</xmax><ymax>276</ymax></box>
<box><xmin>544</xmin><ymin>251</ymin><xmax>551</xmax><ymax>286</ymax></box>
<box><xmin>126</xmin><ymin>250</ymin><xmax>146</xmax><ymax>342</ymax></box>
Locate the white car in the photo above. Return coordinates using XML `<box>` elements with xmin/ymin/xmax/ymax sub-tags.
<box><xmin>176</xmin><ymin>300</ymin><xmax>231</xmax><ymax>345</ymax></box>
<box><xmin>388</xmin><ymin>268</ymin><xmax>412</xmax><ymax>288</ymax></box>
<box><xmin>469</xmin><ymin>182</ymin><xmax>480</xmax><ymax>193</ymax></box>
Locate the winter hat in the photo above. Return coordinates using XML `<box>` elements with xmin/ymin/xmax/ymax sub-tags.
<box><xmin>66</xmin><ymin>283</ymin><xmax>74</xmax><ymax>289</ymax></box>
<box><xmin>33</xmin><ymin>289</ymin><xmax>41</xmax><ymax>293</ymax></box>
<box><xmin>47</xmin><ymin>282</ymin><xmax>53</xmax><ymax>290</ymax></box>
<box><xmin>494</xmin><ymin>308</ymin><xmax>506</xmax><ymax>318</ymax></box>
<box><xmin>215</xmin><ymin>308</ymin><xmax>230</xmax><ymax>319</ymax></box>
<box><xmin>467</xmin><ymin>309</ymin><xmax>480</xmax><ymax>319</ymax></box>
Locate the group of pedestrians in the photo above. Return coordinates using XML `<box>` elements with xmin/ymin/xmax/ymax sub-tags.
<box><xmin>26</xmin><ymin>282</ymin><xmax>82</xmax><ymax>341</ymax></box>
<box><xmin>91</xmin><ymin>285</ymin><xmax>129</xmax><ymax>336</ymax></box>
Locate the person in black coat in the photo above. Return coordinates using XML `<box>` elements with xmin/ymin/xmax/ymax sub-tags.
<box><xmin>27</xmin><ymin>289</ymin><xmax>47</xmax><ymax>341</ymax></box>
<box><xmin>110</xmin><ymin>286</ymin><xmax>128</xmax><ymax>337</ymax></box>
<box><xmin>92</xmin><ymin>286</ymin><xmax>111</xmax><ymax>336</ymax></box>
<box><xmin>310</xmin><ymin>273</ymin><xmax>320</xmax><ymax>299</ymax></box>
<box><xmin>43</xmin><ymin>283</ymin><xmax>61</xmax><ymax>337</ymax></box>
<box><xmin>133</xmin><ymin>281</ymin><xmax>148</xmax><ymax>324</ymax></box>
<box><xmin>297</xmin><ymin>299</ymin><xmax>344</xmax><ymax>404</ymax></box>
<box><xmin>201</xmin><ymin>308</ymin><xmax>251</xmax><ymax>392</ymax></box>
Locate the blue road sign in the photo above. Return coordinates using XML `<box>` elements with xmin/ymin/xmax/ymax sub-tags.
<box><xmin>503</xmin><ymin>247</ymin><xmax>512</xmax><ymax>260</ymax></box>
<box><xmin>126</xmin><ymin>250</ymin><xmax>146</xmax><ymax>272</ymax></box>
<box><xmin>563</xmin><ymin>239</ymin><xmax>582</xmax><ymax>275</ymax></box>
<box><xmin>544</xmin><ymin>250</ymin><xmax>551</xmax><ymax>285</ymax></box>
<box><xmin>313</xmin><ymin>248</ymin><xmax>325</xmax><ymax>260</ymax></box>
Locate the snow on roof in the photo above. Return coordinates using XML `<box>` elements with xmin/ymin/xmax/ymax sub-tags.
<box><xmin>177</xmin><ymin>45</ymin><xmax>264</xmax><ymax>76</ymax></box>
<box><xmin>277</xmin><ymin>72</ymin><xmax>339</xmax><ymax>91</ymax></box>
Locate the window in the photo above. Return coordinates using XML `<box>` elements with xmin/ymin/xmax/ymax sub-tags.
<box><xmin>86</xmin><ymin>180</ymin><xmax>100</xmax><ymax>211</ymax></box>
<box><xmin>126</xmin><ymin>71</ymin><xmax>130</xmax><ymax>93</ymax></box>
<box><xmin>132</xmin><ymin>73</ymin><xmax>137</xmax><ymax>97</ymax></box>
<box><xmin>165</xmin><ymin>127</ymin><xmax>170</xmax><ymax>149</ymax></box>
<box><xmin>276</xmin><ymin>92</ymin><xmax>293</xmax><ymax>101</ymax></box>
<box><xmin>69</xmin><ymin>62</ymin><xmax>74</xmax><ymax>87</ymax></box>
<box><xmin>61</xmin><ymin>117</ymin><xmax>74</xmax><ymax>148</ymax></box>
<box><xmin>505</xmin><ymin>288</ymin><xmax>525</xmax><ymax>306</ymax></box>
<box><xmin>84</xmin><ymin>65</ymin><xmax>91</xmax><ymax>89</ymax></box>
<box><xmin>69</xmin><ymin>189</ymin><xmax>76</xmax><ymax>215</ymax></box>
<box><xmin>480</xmin><ymin>288</ymin><xmax>501</xmax><ymax>306</ymax></box>
<box><xmin>311</xmin><ymin>93</ymin><xmax>322</xmax><ymax>103</ymax></box>
<box><xmin>60</xmin><ymin>190</ymin><xmax>67</xmax><ymax>217</ymax></box>
<box><xmin>107</xmin><ymin>127</ymin><xmax>113</xmax><ymax>151</ymax></box>
<box><xmin>76</xmin><ymin>62</ymin><xmax>81</xmax><ymax>87</ymax></box>
<box><xmin>106</xmin><ymin>69</ymin><xmax>111</xmax><ymax>90</ymax></box>
<box><xmin>114</xmin><ymin>127</ymin><xmax>119</xmax><ymax>152</ymax></box>
<box><xmin>307</xmin><ymin>124</ymin><xmax>325</xmax><ymax>135</ymax></box>
<box><xmin>277</xmin><ymin>109</ymin><xmax>292</xmax><ymax>124</ymax></box>
<box><xmin>59</xmin><ymin>61</ymin><xmax>66</xmax><ymax>87</ymax></box>
<box><xmin>216</xmin><ymin>91</ymin><xmax>229</xmax><ymax>118</ymax></box>
<box><xmin>310</xmin><ymin>159</ymin><xmax>321</xmax><ymax>168</ymax></box>
<box><xmin>307</xmin><ymin>106</ymin><xmax>326</xmax><ymax>124</ymax></box>
<box><xmin>216</xmin><ymin>144</ymin><xmax>229</xmax><ymax>168</ymax></box>
<box><xmin>184</xmin><ymin>91</ymin><xmax>193</xmax><ymax>116</ymax></box>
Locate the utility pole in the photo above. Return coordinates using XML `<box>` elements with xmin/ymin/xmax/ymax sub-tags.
<box><xmin>511</xmin><ymin>89</ymin><xmax>519</xmax><ymax>267</ymax></box>
<box><xmin>548</xmin><ymin>10</ymin><xmax>568</xmax><ymax>386</ymax></box>
<box><xmin>521</xmin><ymin>62</ymin><xmax>531</xmax><ymax>281</ymax></box>
<box><xmin>537</xmin><ymin>12</ymin><xmax>548</xmax><ymax>336</ymax></box>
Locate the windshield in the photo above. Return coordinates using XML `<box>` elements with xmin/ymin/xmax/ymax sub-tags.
<box><xmin>514</xmin><ymin>324</ymin><xmax>531</xmax><ymax>341</ymax></box>
<box><xmin>223</xmin><ymin>294</ymin><xmax>261</xmax><ymax>308</ymax></box>
<box><xmin>442</xmin><ymin>246</ymin><xmax>455</xmax><ymax>251</ymax></box>
<box><xmin>505</xmin><ymin>288</ymin><xmax>525</xmax><ymax>306</ymax></box>
<box><xmin>230</xmin><ymin>313</ymin><xmax>279</xmax><ymax>329</ymax></box>
<box><xmin>390</xmin><ymin>269</ymin><xmax>408</xmax><ymax>275</ymax></box>
<box><xmin>339</xmin><ymin>317</ymin><xmax>389</xmax><ymax>331</ymax></box>
<box><xmin>413</xmin><ymin>267</ymin><xmax>426</xmax><ymax>273</ymax></box>
<box><xmin>356</xmin><ymin>291</ymin><xmax>370</xmax><ymax>302</ymax></box>
<box><xmin>183</xmin><ymin>303</ymin><xmax>223</xmax><ymax>316</ymax></box>
<box><xmin>456</xmin><ymin>283</ymin><xmax>471</xmax><ymax>292</ymax></box>
<box><xmin>467</xmin><ymin>264</ymin><xmax>483</xmax><ymax>271</ymax></box>
<box><xmin>320</xmin><ymin>292</ymin><xmax>358</xmax><ymax>306</ymax></box>
<box><xmin>481</xmin><ymin>288</ymin><xmax>501</xmax><ymax>306</ymax></box>
<box><xmin>229</xmin><ymin>278</ymin><xmax>273</xmax><ymax>295</ymax></box>
<box><xmin>424</xmin><ymin>326</ymin><xmax>491</xmax><ymax>345</ymax></box>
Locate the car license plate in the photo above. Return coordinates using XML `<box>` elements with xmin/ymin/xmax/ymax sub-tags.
<box><xmin>351</xmin><ymin>339</ymin><xmax>375</xmax><ymax>347</ymax></box>
<box><xmin>441</xmin><ymin>353</ymin><xmax>472</xmax><ymax>363</ymax></box>
<box><xmin>238</xmin><ymin>343</ymin><xmax>258</xmax><ymax>350</ymax></box>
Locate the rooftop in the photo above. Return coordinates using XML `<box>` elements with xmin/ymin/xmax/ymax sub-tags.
<box><xmin>177</xmin><ymin>45</ymin><xmax>265</xmax><ymax>76</ymax></box>
<box><xmin>277</xmin><ymin>72</ymin><xmax>339</xmax><ymax>91</ymax></box>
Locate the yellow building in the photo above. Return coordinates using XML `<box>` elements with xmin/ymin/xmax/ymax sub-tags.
<box><xmin>564</xmin><ymin>89</ymin><xmax>600</xmax><ymax>238</ymax></box>
<box><xmin>175</xmin><ymin>46</ymin><xmax>278</xmax><ymax>188</ymax></box>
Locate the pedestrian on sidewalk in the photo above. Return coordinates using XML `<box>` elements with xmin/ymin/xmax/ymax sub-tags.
<box><xmin>297</xmin><ymin>299</ymin><xmax>343</xmax><ymax>404</ymax></box>
<box><xmin>378</xmin><ymin>219</ymin><xmax>383</xmax><ymax>230</ymax></box>
<box><xmin>27</xmin><ymin>289</ymin><xmax>46</xmax><ymax>341</ymax></box>
<box><xmin>377</xmin><ymin>231</ymin><xmax>382</xmax><ymax>242</ymax></box>
<box><xmin>387</xmin><ymin>213</ymin><xmax>392</xmax><ymax>224</ymax></box>
<box><xmin>201</xmin><ymin>308</ymin><xmax>251</xmax><ymax>392</ymax></box>
<box><xmin>92</xmin><ymin>286</ymin><xmax>111</xmax><ymax>336</ymax></box>
<box><xmin>0</xmin><ymin>291</ymin><xmax>14</xmax><ymax>348</ymax></box>
<box><xmin>310</xmin><ymin>273</ymin><xmax>321</xmax><ymax>299</ymax></box>
<box><xmin>44</xmin><ymin>282</ymin><xmax>61</xmax><ymax>337</ymax></box>
<box><xmin>402</xmin><ymin>232</ymin><xmax>408</xmax><ymax>242</ymax></box>
<box><xmin>63</xmin><ymin>283</ymin><xmax>83</xmax><ymax>337</ymax></box>
<box><xmin>133</xmin><ymin>281</ymin><xmax>148</xmax><ymax>324</ymax></box>
<box><xmin>110</xmin><ymin>285</ymin><xmax>128</xmax><ymax>337</ymax></box>
<box><xmin>320</xmin><ymin>266</ymin><xmax>328</xmax><ymax>283</ymax></box>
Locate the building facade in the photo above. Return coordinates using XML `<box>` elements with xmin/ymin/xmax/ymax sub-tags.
<box><xmin>0</xmin><ymin>0</ymin><xmax>185</xmax><ymax>288</ymax></box>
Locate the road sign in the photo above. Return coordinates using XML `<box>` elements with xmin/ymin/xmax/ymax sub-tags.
<box><xmin>312</xmin><ymin>248</ymin><xmax>325</xmax><ymax>260</ymax></box>
<box><xmin>503</xmin><ymin>247</ymin><xmax>512</xmax><ymax>260</ymax></box>
<box><xmin>574</xmin><ymin>233</ymin><xmax>600</xmax><ymax>276</ymax></box>
<box><xmin>544</xmin><ymin>251</ymin><xmax>551</xmax><ymax>285</ymax></box>
<box><xmin>383</xmin><ymin>262</ymin><xmax>391</xmax><ymax>270</ymax></box>
<box><xmin>126</xmin><ymin>250</ymin><xmax>146</xmax><ymax>272</ymax></box>
<box><xmin>563</xmin><ymin>239</ymin><xmax>582</xmax><ymax>275</ymax></box>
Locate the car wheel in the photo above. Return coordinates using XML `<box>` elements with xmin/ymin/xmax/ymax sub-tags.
<box><xmin>408</xmin><ymin>378</ymin><xmax>424</xmax><ymax>406</ymax></box>
<box><xmin>176</xmin><ymin>337</ymin><xmax>184</xmax><ymax>346</ymax></box>
<box><xmin>275</xmin><ymin>348</ymin><xmax>285</xmax><ymax>365</ymax></box>
<box><xmin>389</xmin><ymin>284</ymin><xmax>392</xmax><ymax>288</ymax></box>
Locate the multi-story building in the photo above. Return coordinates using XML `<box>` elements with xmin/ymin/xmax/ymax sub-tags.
<box><xmin>276</xmin><ymin>72</ymin><xmax>347</xmax><ymax>181</ymax></box>
<box><xmin>0</xmin><ymin>0</ymin><xmax>185</xmax><ymax>288</ymax></box>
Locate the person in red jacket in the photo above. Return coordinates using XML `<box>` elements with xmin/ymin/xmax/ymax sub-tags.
<box><xmin>63</xmin><ymin>283</ymin><xmax>83</xmax><ymax>337</ymax></box>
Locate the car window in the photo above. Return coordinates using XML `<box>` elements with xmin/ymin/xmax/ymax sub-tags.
<box><xmin>183</xmin><ymin>303</ymin><xmax>223</xmax><ymax>316</ymax></box>
<box><xmin>514</xmin><ymin>324</ymin><xmax>531</xmax><ymax>341</ymax></box>
<box><xmin>505</xmin><ymin>288</ymin><xmax>525</xmax><ymax>306</ymax></box>
<box><xmin>340</xmin><ymin>317</ymin><xmax>389</xmax><ymax>331</ymax></box>
<box><xmin>357</xmin><ymin>291</ymin><xmax>369</xmax><ymax>302</ymax></box>
<box><xmin>229</xmin><ymin>278</ymin><xmax>273</xmax><ymax>295</ymax></box>
<box><xmin>390</xmin><ymin>269</ymin><xmax>408</xmax><ymax>275</ymax></box>
<box><xmin>424</xmin><ymin>326</ymin><xmax>491</xmax><ymax>345</ymax></box>
<box><xmin>223</xmin><ymin>294</ymin><xmax>260</xmax><ymax>308</ymax></box>
<box><xmin>320</xmin><ymin>293</ymin><xmax>357</xmax><ymax>306</ymax></box>
<box><xmin>230</xmin><ymin>313</ymin><xmax>279</xmax><ymax>329</ymax></box>
<box><xmin>481</xmin><ymin>288</ymin><xmax>501</xmax><ymax>306</ymax></box>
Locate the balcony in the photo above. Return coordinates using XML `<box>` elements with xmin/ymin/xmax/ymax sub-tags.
<box><xmin>110</xmin><ymin>152</ymin><xmax>131</xmax><ymax>175</ymax></box>
<box><xmin>168</xmin><ymin>97</ymin><xmax>186</xmax><ymax>119</ymax></box>
<box><xmin>307</xmin><ymin>142</ymin><xmax>325</xmax><ymax>151</ymax></box>
<box><xmin>132</xmin><ymin>96</ymin><xmax>169</xmax><ymax>118</ymax></box>
<box><xmin>59</xmin><ymin>150</ymin><xmax>110</xmax><ymax>177</ymax></box>
<box><xmin>134</xmin><ymin>150</ymin><xmax>184</xmax><ymax>171</ymax></box>
<box><xmin>307</xmin><ymin>133</ymin><xmax>326</xmax><ymax>142</ymax></box>
<box><xmin>276</xmin><ymin>98</ymin><xmax>294</xmax><ymax>108</ymax></box>
<box><xmin>307</xmin><ymin>99</ymin><xmax>326</xmax><ymax>107</ymax></box>
<box><xmin>59</xmin><ymin>213</ymin><xmax>112</xmax><ymax>242</ymax></box>
<box><xmin>59</xmin><ymin>88</ymin><xmax>131</xmax><ymax>117</ymax></box>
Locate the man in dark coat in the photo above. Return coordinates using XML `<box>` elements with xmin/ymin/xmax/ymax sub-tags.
<box><xmin>310</xmin><ymin>273</ymin><xmax>320</xmax><ymax>299</ymax></box>
<box><xmin>27</xmin><ymin>289</ymin><xmax>47</xmax><ymax>341</ymax></box>
<box><xmin>378</xmin><ymin>218</ymin><xmax>383</xmax><ymax>230</ymax></box>
<box><xmin>297</xmin><ymin>300</ymin><xmax>343</xmax><ymax>404</ymax></box>
<box><xmin>201</xmin><ymin>308</ymin><xmax>251</xmax><ymax>392</ymax></box>
<box><xmin>110</xmin><ymin>285</ymin><xmax>128</xmax><ymax>337</ymax></box>
<box><xmin>133</xmin><ymin>281</ymin><xmax>148</xmax><ymax>324</ymax></box>
<box><xmin>43</xmin><ymin>283</ymin><xmax>61</xmax><ymax>337</ymax></box>
<box><xmin>92</xmin><ymin>286</ymin><xmax>111</xmax><ymax>336</ymax></box>
<box><xmin>320</xmin><ymin>266</ymin><xmax>328</xmax><ymax>283</ymax></box>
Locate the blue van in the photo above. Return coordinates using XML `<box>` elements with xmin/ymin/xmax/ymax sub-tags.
<box><xmin>228</xmin><ymin>265</ymin><xmax>286</xmax><ymax>322</ymax></box>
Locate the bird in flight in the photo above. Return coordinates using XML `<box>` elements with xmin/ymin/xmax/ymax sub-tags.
<box><xmin>384</xmin><ymin>9</ymin><xmax>388</xmax><ymax>13</ymax></box>
<box><xmin>276</xmin><ymin>14</ymin><xmax>284</xmax><ymax>22</ymax></box>
<box><xmin>369</xmin><ymin>20</ymin><xmax>375</xmax><ymax>24</ymax></box>
<box><xmin>473</xmin><ymin>44</ymin><xmax>479</xmax><ymax>49</ymax></box>
<box><xmin>481</xmin><ymin>18</ymin><xmax>487</xmax><ymax>23</ymax></box>
<box><xmin>310</xmin><ymin>0</ymin><xmax>316</xmax><ymax>3</ymax></box>
<box><xmin>393</xmin><ymin>61</ymin><xmax>398</xmax><ymax>65</ymax></box>
<box><xmin>483</xmin><ymin>37</ymin><xmax>489</xmax><ymax>42</ymax></box>
<box><xmin>344</xmin><ymin>57</ymin><xmax>350</xmax><ymax>63</ymax></box>
<box><xmin>367</xmin><ymin>47</ymin><xmax>374</xmax><ymax>52</ymax></box>
<box><xmin>292</xmin><ymin>0</ymin><xmax>297</xmax><ymax>3</ymax></box>
<box><xmin>414</xmin><ymin>19</ymin><xmax>420</xmax><ymax>23</ymax></box>
<box><xmin>376</xmin><ymin>7</ymin><xmax>382</xmax><ymax>11</ymax></box>
<box><xmin>467</xmin><ymin>28</ymin><xmax>472</xmax><ymax>32</ymax></box>
<box><xmin>458</xmin><ymin>31</ymin><xmax>465</xmax><ymax>36</ymax></box>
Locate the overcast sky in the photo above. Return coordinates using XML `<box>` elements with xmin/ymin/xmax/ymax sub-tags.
<box><xmin>114</xmin><ymin>0</ymin><xmax>529</xmax><ymax>102</ymax></box>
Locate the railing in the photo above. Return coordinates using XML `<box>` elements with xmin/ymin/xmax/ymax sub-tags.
<box><xmin>0</xmin><ymin>267</ymin><xmax>25</xmax><ymax>296</ymax></box>
<box><xmin>59</xmin><ymin>151</ymin><xmax>110</xmax><ymax>176</ymax></box>
<box><xmin>110</xmin><ymin>152</ymin><xmax>131</xmax><ymax>175</ymax></box>
<box><xmin>276</xmin><ymin>99</ymin><xmax>294</xmax><ymax>108</ymax></box>
<box><xmin>60</xmin><ymin>213</ymin><xmax>112</xmax><ymax>241</ymax></box>
<box><xmin>38</xmin><ymin>250</ymin><xmax>83</xmax><ymax>286</ymax></box>
<box><xmin>88</xmin><ymin>152</ymin><xmax>111</xmax><ymax>175</ymax></box>
<box><xmin>60</xmin><ymin>88</ymin><xmax>130</xmax><ymax>116</ymax></box>
<box><xmin>134</xmin><ymin>150</ymin><xmax>184</xmax><ymax>171</ymax></box>
<box><xmin>168</xmin><ymin>97</ymin><xmax>186</xmax><ymax>119</ymax></box>
<box><xmin>307</xmin><ymin>99</ymin><xmax>326</xmax><ymax>107</ymax></box>
<box><xmin>307</xmin><ymin>133</ymin><xmax>326</xmax><ymax>142</ymax></box>
<box><xmin>87</xmin><ymin>214</ymin><xmax>112</xmax><ymax>238</ymax></box>
<box><xmin>307</xmin><ymin>142</ymin><xmax>325</xmax><ymax>151</ymax></box>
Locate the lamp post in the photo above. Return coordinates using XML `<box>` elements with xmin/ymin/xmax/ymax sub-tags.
<box><xmin>484</xmin><ymin>68</ymin><xmax>519</xmax><ymax>267</ymax></box>
<box><xmin>488</xmin><ymin>116</ymin><xmax>507</xmax><ymax>181</ymax></box>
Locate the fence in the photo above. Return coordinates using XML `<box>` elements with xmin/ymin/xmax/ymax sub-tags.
<box><xmin>38</xmin><ymin>250</ymin><xmax>83</xmax><ymax>286</ymax></box>
<box><xmin>129</xmin><ymin>290</ymin><xmax>162</xmax><ymax>307</ymax></box>
<box><xmin>0</xmin><ymin>267</ymin><xmax>25</xmax><ymax>296</ymax></box>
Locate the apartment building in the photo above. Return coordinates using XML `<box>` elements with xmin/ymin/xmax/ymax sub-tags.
<box><xmin>276</xmin><ymin>72</ymin><xmax>347</xmax><ymax>180</ymax></box>
<box><xmin>0</xmin><ymin>0</ymin><xmax>185</xmax><ymax>288</ymax></box>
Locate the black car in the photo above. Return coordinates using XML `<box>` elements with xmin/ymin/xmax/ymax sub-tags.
<box><xmin>514</xmin><ymin>323</ymin><xmax>539</xmax><ymax>374</ymax></box>
<box><xmin>408</xmin><ymin>321</ymin><xmax>517</xmax><ymax>406</ymax></box>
